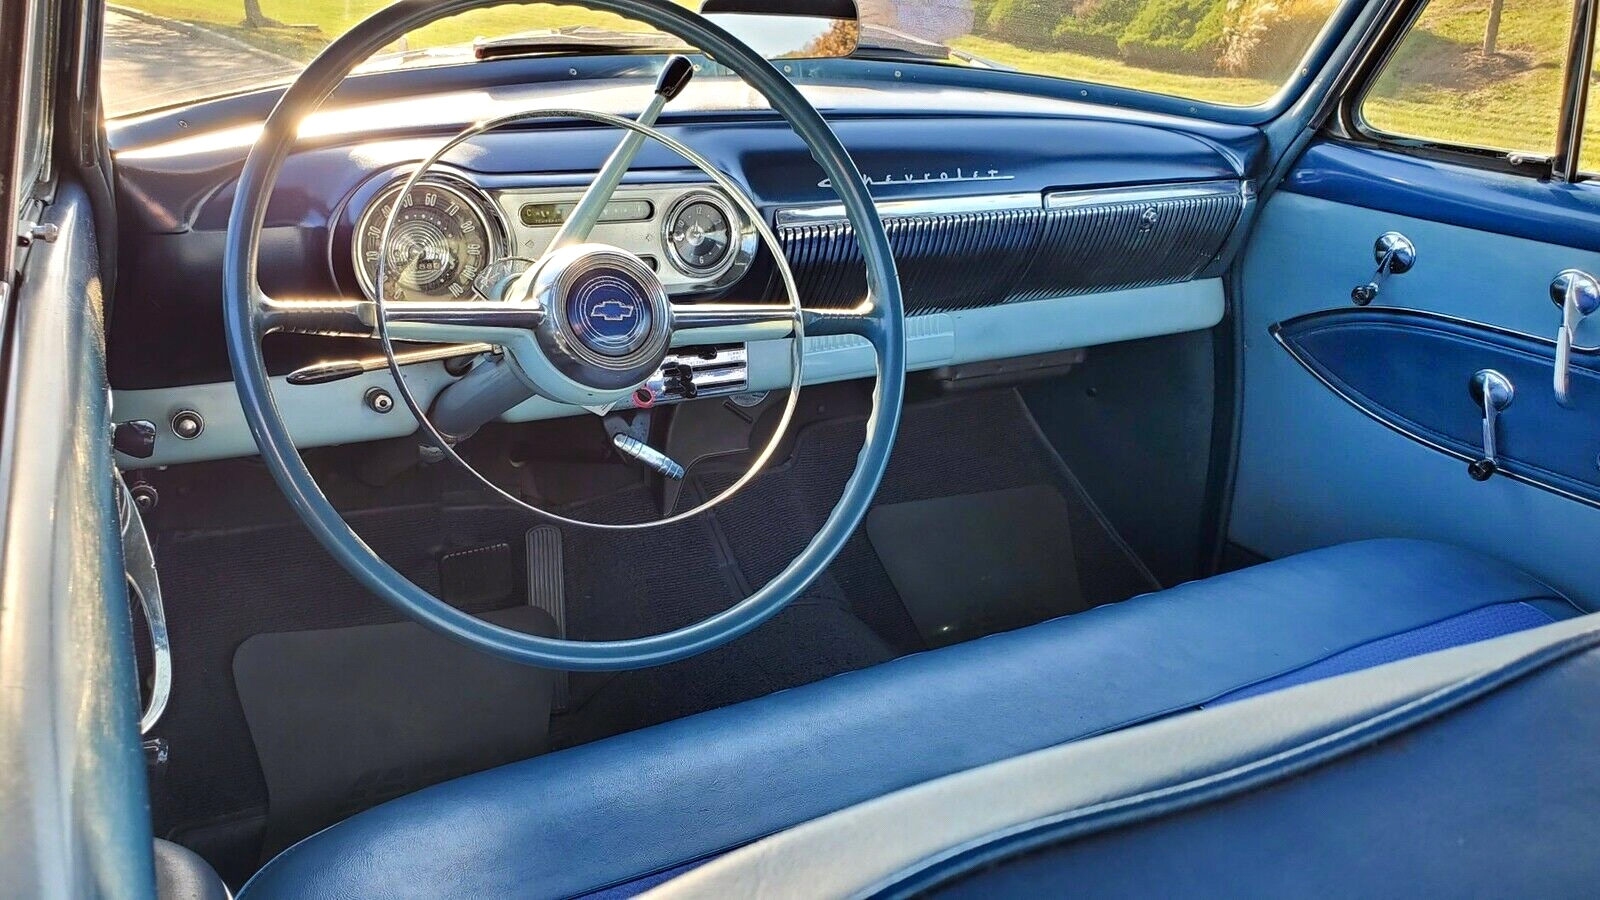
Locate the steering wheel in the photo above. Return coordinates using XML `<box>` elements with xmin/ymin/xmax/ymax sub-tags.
<box><xmin>223</xmin><ymin>0</ymin><xmax>905</xmax><ymax>670</ymax></box>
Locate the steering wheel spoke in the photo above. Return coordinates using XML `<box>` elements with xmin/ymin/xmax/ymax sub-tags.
<box><xmin>802</xmin><ymin>300</ymin><xmax>883</xmax><ymax>340</ymax></box>
<box><xmin>668</xmin><ymin>299</ymin><xmax>883</xmax><ymax>346</ymax></box>
<box><xmin>669</xmin><ymin>302</ymin><xmax>796</xmax><ymax>346</ymax></box>
<box><xmin>257</xmin><ymin>292</ymin><xmax>375</xmax><ymax>338</ymax></box>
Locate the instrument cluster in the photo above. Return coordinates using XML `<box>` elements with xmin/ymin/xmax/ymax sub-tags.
<box><xmin>345</xmin><ymin>171</ymin><xmax>757</xmax><ymax>303</ymax></box>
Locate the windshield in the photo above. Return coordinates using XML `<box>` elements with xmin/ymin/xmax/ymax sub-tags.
<box><xmin>102</xmin><ymin>0</ymin><xmax>1346</xmax><ymax>117</ymax></box>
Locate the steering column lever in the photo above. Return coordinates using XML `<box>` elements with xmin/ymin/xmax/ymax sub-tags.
<box><xmin>546</xmin><ymin>55</ymin><xmax>695</xmax><ymax>252</ymax></box>
<box><xmin>1550</xmin><ymin>269</ymin><xmax>1600</xmax><ymax>406</ymax></box>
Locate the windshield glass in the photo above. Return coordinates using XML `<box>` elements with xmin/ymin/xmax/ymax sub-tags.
<box><xmin>102</xmin><ymin>0</ymin><xmax>1345</xmax><ymax>117</ymax></box>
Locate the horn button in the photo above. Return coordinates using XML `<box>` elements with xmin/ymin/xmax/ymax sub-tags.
<box><xmin>521</xmin><ymin>244</ymin><xmax>673</xmax><ymax>393</ymax></box>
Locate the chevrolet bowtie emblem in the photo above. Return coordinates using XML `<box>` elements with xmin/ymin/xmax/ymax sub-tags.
<box><xmin>589</xmin><ymin>299</ymin><xmax>637</xmax><ymax>322</ymax></box>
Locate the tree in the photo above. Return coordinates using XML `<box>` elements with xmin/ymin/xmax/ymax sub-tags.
<box><xmin>1484</xmin><ymin>0</ymin><xmax>1504</xmax><ymax>54</ymax></box>
<box><xmin>242</xmin><ymin>0</ymin><xmax>283</xmax><ymax>29</ymax></box>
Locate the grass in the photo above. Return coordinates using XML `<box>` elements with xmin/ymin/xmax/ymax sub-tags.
<box><xmin>951</xmin><ymin>34</ymin><xmax>1277</xmax><ymax>105</ymax></box>
<box><xmin>117</xmin><ymin>0</ymin><xmax>1598</xmax><ymax>170</ymax></box>
<box><xmin>1362</xmin><ymin>0</ymin><xmax>1571</xmax><ymax>161</ymax></box>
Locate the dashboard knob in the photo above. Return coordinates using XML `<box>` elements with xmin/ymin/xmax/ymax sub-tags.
<box><xmin>170</xmin><ymin>410</ymin><xmax>204</xmax><ymax>441</ymax></box>
<box><xmin>113</xmin><ymin>420</ymin><xmax>157</xmax><ymax>459</ymax></box>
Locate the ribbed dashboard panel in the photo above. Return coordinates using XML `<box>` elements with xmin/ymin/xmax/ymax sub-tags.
<box><xmin>1011</xmin><ymin>186</ymin><xmax>1245</xmax><ymax>303</ymax></box>
<box><xmin>776</xmin><ymin>181</ymin><xmax>1244</xmax><ymax>313</ymax></box>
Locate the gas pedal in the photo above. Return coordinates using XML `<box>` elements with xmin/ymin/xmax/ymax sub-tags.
<box><xmin>526</xmin><ymin>525</ymin><xmax>568</xmax><ymax>712</ymax></box>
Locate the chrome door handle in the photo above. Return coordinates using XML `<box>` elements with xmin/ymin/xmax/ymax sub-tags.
<box><xmin>1467</xmin><ymin>369</ymin><xmax>1514</xmax><ymax>481</ymax></box>
<box><xmin>1350</xmin><ymin>231</ymin><xmax>1416</xmax><ymax>306</ymax></box>
<box><xmin>1550</xmin><ymin>269</ymin><xmax>1600</xmax><ymax>406</ymax></box>
<box><xmin>118</xmin><ymin>476</ymin><xmax>170</xmax><ymax>733</ymax></box>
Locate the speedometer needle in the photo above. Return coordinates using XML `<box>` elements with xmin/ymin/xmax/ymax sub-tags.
<box><xmin>545</xmin><ymin>54</ymin><xmax>694</xmax><ymax>252</ymax></box>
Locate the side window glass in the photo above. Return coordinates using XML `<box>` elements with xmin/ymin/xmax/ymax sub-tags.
<box><xmin>17</xmin><ymin>0</ymin><xmax>54</xmax><ymax>192</ymax></box>
<box><xmin>1359</xmin><ymin>0</ymin><xmax>1572</xmax><ymax>160</ymax></box>
<box><xmin>1582</xmin><ymin>53</ymin><xmax>1600</xmax><ymax>172</ymax></box>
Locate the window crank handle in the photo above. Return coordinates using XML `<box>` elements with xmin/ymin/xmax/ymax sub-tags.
<box><xmin>1467</xmin><ymin>369</ymin><xmax>1514</xmax><ymax>482</ymax></box>
<box><xmin>1350</xmin><ymin>231</ymin><xmax>1416</xmax><ymax>306</ymax></box>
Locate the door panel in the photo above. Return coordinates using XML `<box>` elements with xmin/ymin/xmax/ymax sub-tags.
<box><xmin>0</xmin><ymin>181</ymin><xmax>156</xmax><ymax>897</ymax></box>
<box><xmin>1231</xmin><ymin>145</ymin><xmax>1600</xmax><ymax>608</ymax></box>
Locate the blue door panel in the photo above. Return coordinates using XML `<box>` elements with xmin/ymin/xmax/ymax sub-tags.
<box><xmin>1284</xmin><ymin>142</ymin><xmax>1600</xmax><ymax>254</ymax></box>
<box><xmin>1232</xmin><ymin>173</ymin><xmax>1600</xmax><ymax>608</ymax></box>
<box><xmin>1274</xmin><ymin>307</ymin><xmax>1600</xmax><ymax>506</ymax></box>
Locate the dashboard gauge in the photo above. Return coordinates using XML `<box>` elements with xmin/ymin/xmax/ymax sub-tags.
<box><xmin>352</xmin><ymin>177</ymin><xmax>504</xmax><ymax>302</ymax></box>
<box><xmin>663</xmin><ymin>192</ymin><xmax>735</xmax><ymax>276</ymax></box>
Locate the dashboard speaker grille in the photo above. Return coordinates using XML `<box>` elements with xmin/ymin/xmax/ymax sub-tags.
<box><xmin>776</xmin><ymin>184</ymin><xmax>1243</xmax><ymax>313</ymax></box>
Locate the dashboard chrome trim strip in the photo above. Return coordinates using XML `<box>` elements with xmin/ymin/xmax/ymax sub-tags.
<box><xmin>774</xmin><ymin>180</ymin><xmax>1245</xmax><ymax>228</ymax></box>
<box><xmin>1044</xmin><ymin>179</ymin><xmax>1245</xmax><ymax>209</ymax></box>
<box><xmin>774</xmin><ymin>192</ymin><xmax>1044</xmax><ymax>227</ymax></box>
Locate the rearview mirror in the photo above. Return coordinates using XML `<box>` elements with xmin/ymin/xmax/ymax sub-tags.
<box><xmin>700</xmin><ymin>0</ymin><xmax>860</xmax><ymax>59</ymax></box>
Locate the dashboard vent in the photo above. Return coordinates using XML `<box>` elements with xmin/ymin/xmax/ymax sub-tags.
<box><xmin>776</xmin><ymin>182</ymin><xmax>1243</xmax><ymax>313</ymax></box>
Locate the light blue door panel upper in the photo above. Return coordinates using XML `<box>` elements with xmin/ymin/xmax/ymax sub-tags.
<box><xmin>1232</xmin><ymin>185</ymin><xmax>1600</xmax><ymax>608</ymax></box>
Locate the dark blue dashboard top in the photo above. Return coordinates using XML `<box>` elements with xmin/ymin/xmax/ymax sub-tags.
<box><xmin>106</xmin><ymin>61</ymin><xmax>1264</xmax><ymax>389</ymax></box>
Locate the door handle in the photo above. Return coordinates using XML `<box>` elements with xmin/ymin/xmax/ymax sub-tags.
<box><xmin>1350</xmin><ymin>232</ymin><xmax>1416</xmax><ymax>306</ymax></box>
<box><xmin>1467</xmin><ymin>368</ymin><xmax>1514</xmax><ymax>481</ymax></box>
<box><xmin>1550</xmin><ymin>269</ymin><xmax>1600</xmax><ymax>406</ymax></box>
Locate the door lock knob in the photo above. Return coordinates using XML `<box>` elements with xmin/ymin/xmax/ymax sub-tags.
<box><xmin>1468</xmin><ymin>369</ymin><xmax>1514</xmax><ymax>481</ymax></box>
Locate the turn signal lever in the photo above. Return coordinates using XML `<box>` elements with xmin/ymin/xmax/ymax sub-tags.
<box><xmin>1350</xmin><ymin>231</ymin><xmax>1416</xmax><ymax>306</ymax></box>
<box><xmin>286</xmin><ymin>342</ymin><xmax>493</xmax><ymax>385</ymax></box>
<box><xmin>1467</xmin><ymin>368</ymin><xmax>1514</xmax><ymax>482</ymax></box>
<box><xmin>1549</xmin><ymin>269</ymin><xmax>1600</xmax><ymax>406</ymax></box>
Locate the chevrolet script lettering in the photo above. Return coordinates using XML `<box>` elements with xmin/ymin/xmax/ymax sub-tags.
<box><xmin>816</xmin><ymin>168</ymin><xmax>1016</xmax><ymax>188</ymax></box>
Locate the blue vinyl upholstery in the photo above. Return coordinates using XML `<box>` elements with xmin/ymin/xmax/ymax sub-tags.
<box><xmin>1211</xmin><ymin>601</ymin><xmax>1559</xmax><ymax>704</ymax></box>
<box><xmin>239</xmin><ymin>539</ymin><xmax>1579</xmax><ymax>900</ymax></box>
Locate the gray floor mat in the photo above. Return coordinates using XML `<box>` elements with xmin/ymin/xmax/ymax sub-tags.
<box><xmin>233</xmin><ymin>606</ymin><xmax>557</xmax><ymax>859</ymax></box>
<box><xmin>704</xmin><ymin>389</ymin><xmax>1157</xmax><ymax>653</ymax></box>
<box><xmin>867</xmin><ymin>486</ymin><xmax>1085</xmax><ymax>647</ymax></box>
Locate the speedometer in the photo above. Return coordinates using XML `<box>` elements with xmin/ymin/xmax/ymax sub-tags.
<box><xmin>352</xmin><ymin>177</ymin><xmax>504</xmax><ymax>302</ymax></box>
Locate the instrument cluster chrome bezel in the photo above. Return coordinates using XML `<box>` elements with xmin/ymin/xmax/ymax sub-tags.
<box><xmin>490</xmin><ymin>181</ymin><xmax>758</xmax><ymax>296</ymax></box>
<box><xmin>660</xmin><ymin>188</ymin><xmax>749</xmax><ymax>284</ymax></box>
<box><xmin>347</xmin><ymin>168</ymin><xmax>511</xmax><ymax>303</ymax></box>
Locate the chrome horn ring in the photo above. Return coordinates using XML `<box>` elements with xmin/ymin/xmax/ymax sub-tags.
<box><xmin>371</xmin><ymin>106</ymin><xmax>805</xmax><ymax>530</ymax></box>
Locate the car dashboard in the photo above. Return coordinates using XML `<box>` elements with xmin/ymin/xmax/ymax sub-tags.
<box><xmin>106</xmin><ymin>62</ymin><xmax>1262</xmax><ymax>467</ymax></box>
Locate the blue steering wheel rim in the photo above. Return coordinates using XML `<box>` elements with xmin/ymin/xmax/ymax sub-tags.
<box><xmin>222</xmin><ymin>0</ymin><xmax>906</xmax><ymax>670</ymax></box>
